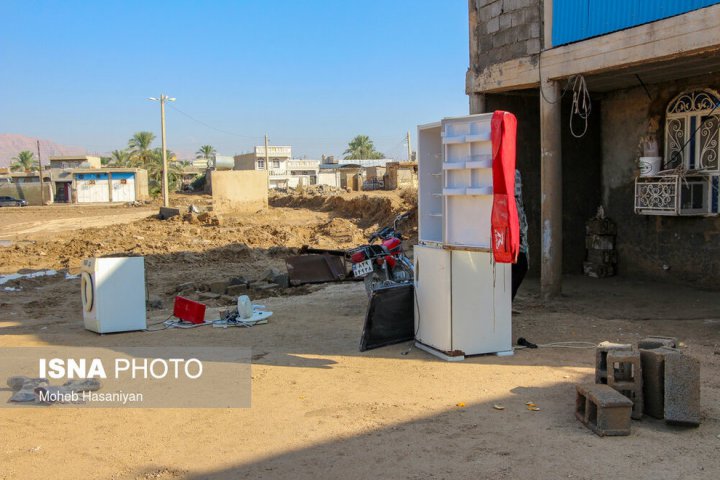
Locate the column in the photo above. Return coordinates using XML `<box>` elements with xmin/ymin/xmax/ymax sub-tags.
<box><xmin>540</xmin><ymin>78</ymin><xmax>563</xmax><ymax>299</ymax></box>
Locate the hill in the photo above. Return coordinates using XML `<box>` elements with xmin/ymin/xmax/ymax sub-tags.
<box><xmin>0</xmin><ymin>133</ymin><xmax>86</xmax><ymax>167</ymax></box>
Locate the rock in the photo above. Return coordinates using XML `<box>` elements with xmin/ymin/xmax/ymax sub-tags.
<box><xmin>273</xmin><ymin>273</ymin><xmax>290</xmax><ymax>288</ymax></box>
<box><xmin>220</xmin><ymin>295</ymin><xmax>237</xmax><ymax>303</ymax></box>
<box><xmin>10</xmin><ymin>387</ymin><xmax>37</xmax><ymax>402</ymax></box>
<box><xmin>262</xmin><ymin>268</ymin><xmax>281</xmax><ymax>282</ymax></box>
<box><xmin>174</xmin><ymin>282</ymin><xmax>196</xmax><ymax>293</ymax></box>
<box><xmin>228</xmin><ymin>276</ymin><xmax>248</xmax><ymax>286</ymax></box>
<box><xmin>226</xmin><ymin>284</ymin><xmax>248</xmax><ymax>296</ymax></box>
<box><xmin>63</xmin><ymin>378</ymin><xmax>102</xmax><ymax>392</ymax></box>
<box><xmin>251</xmin><ymin>282</ymin><xmax>279</xmax><ymax>292</ymax></box>
<box><xmin>208</xmin><ymin>281</ymin><xmax>229</xmax><ymax>294</ymax></box>
<box><xmin>7</xmin><ymin>376</ymin><xmax>48</xmax><ymax>391</ymax></box>
<box><xmin>198</xmin><ymin>292</ymin><xmax>221</xmax><ymax>300</ymax></box>
<box><xmin>147</xmin><ymin>294</ymin><xmax>163</xmax><ymax>309</ymax></box>
<box><xmin>159</xmin><ymin>207</ymin><xmax>181</xmax><ymax>220</ymax></box>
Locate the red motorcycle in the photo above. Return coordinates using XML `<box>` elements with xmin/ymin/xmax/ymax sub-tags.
<box><xmin>349</xmin><ymin>212</ymin><xmax>414</xmax><ymax>296</ymax></box>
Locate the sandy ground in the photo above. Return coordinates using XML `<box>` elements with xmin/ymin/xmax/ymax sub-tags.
<box><xmin>0</xmin><ymin>191</ymin><xmax>719</xmax><ymax>480</ymax></box>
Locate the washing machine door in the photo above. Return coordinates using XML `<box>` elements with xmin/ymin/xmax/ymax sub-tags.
<box><xmin>81</xmin><ymin>272</ymin><xmax>94</xmax><ymax>312</ymax></box>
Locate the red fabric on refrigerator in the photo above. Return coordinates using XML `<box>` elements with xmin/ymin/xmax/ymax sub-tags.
<box><xmin>490</xmin><ymin>111</ymin><xmax>519</xmax><ymax>263</ymax></box>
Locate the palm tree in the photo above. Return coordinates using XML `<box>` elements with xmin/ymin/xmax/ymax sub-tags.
<box><xmin>127</xmin><ymin>131</ymin><xmax>156</xmax><ymax>167</ymax></box>
<box><xmin>146</xmin><ymin>148</ymin><xmax>183</xmax><ymax>196</ymax></box>
<box><xmin>343</xmin><ymin>135</ymin><xmax>384</xmax><ymax>160</ymax></box>
<box><xmin>196</xmin><ymin>145</ymin><xmax>216</xmax><ymax>167</ymax></box>
<box><xmin>10</xmin><ymin>151</ymin><xmax>38</xmax><ymax>172</ymax></box>
<box><xmin>110</xmin><ymin>149</ymin><xmax>131</xmax><ymax>167</ymax></box>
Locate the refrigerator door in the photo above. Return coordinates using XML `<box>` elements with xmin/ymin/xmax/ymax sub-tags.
<box><xmin>451</xmin><ymin>250</ymin><xmax>512</xmax><ymax>355</ymax></box>
<box><xmin>414</xmin><ymin>245</ymin><xmax>451</xmax><ymax>352</ymax></box>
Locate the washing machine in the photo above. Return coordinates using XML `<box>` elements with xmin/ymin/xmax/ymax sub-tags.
<box><xmin>80</xmin><ymin>257</ymin><xmax>147</xmax><ymax>333</ymax></box>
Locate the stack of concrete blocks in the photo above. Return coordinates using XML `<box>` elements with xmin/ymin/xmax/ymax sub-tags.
<box><xmin>575</xmin><ymin>384</ymin><xmax>634</xmax><ymax>436</ymax></box>
<box><xmin>594</xmin><ymin>341</ymin><xmax>643</xmax><ymax>420</ymax></box>
<box><xmin>639</xmin><ymin>337</ymin><xmax>701</xmax><ymax>426</ymax></box>
<box><xmin>583</xmin><ymin>216</ymin><xmax>617</xmax><ymax>278</ymax></box>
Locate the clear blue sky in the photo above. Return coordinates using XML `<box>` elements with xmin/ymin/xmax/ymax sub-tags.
<box><xmin>0</xmin><ymin>0</ymin><xmax>469</xmax><ymax>160</ymax></box>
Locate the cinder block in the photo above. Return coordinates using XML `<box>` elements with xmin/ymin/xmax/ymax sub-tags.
<box><xmin>640</xmin><ymin>347</ymin><xmax>673</xmax><ymax>419</ymax></box>
<box><xmin>664</xmin><ymin>351</ymin><xmax>701</xmax><ymax>426</ymax></box>
<box><xmin>595</xmin><ymin>341</ymin><xmax>632</xmax><ymax>384</ymax></box>
<box><xmin>576</xmin><ymin>384</ymin><xmax>633</xmax><ymax>436</ymax></box>
<box><xmin>159</xmin><ymin>207</ymin><xmax>180</xmax><ymax>220</ymax></box>
<box><xmin>607</xmin><ymin>350</ymin><xmax>643</xmax><ymax>419</ymax></box>
<box><xmin>638</xmin><ymin>336</ymin><xmax>677</xmax><ymax>350</ymax></box>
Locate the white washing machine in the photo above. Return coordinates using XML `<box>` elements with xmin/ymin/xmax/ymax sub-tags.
<box><xmin>80</xmin><ymin>257</ymin><xmax>147</xmax><ymax>333</ymax></box>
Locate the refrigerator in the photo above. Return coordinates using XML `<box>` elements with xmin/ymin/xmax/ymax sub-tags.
<box><xmin>414</xmin><ymin>113</ymin><xmax>513</xmax><ymax>360</ymax></box>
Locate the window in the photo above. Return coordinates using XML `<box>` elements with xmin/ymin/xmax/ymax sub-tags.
<box><xmin>272</xmin><ymin>160</ymin><xmax>280</xmax><ymax>168</ymax></box>
<box><xmin>664</xmin><ymin>89</ymin><xmax>720</xmax><ymax>172</ymax></box>
<box><xmin>635</xmin><ymin>89</ymin><xmax>720</xmax><ymax>216</ymax></box>
<box><xmin>257</xmin><ymin>160</ymin><xmax>265</xmax><ymax>169</ymax></box>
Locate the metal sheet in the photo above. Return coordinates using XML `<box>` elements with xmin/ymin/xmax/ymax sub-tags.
<box><xmin>553</xmin><ymin>0</ymin><xmax>720</xmax><ymax>46</ymax></box>
<box><xmin>285</xmin><ymin>254</ymin><xmax>347</xmax><ymax>285</ymax></box>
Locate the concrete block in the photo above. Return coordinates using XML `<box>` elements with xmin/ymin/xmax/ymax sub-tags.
<box><xmin>576</xmin><ymin>384</ymin><xmax>633</xmax><ymax>436</ymax></box>
<box><xmin>664</xmin><ymin>352</ymin><xmax>701</xmax><ymax>426</ymax></box>
<box><xmin>640</xmin><ymin>347</ymin><xmax>674</xmax><ymax>419</ymax></box>
<box><xmin>225</xmin><ymin>284</ymin><xmax>248</xmax><ymax>296</ymax></box>
<box><xmin>159</xmin><ymin>207</ymin><xmax>180</xmax><ymax>220</ymax></box>
<box><xmin>638</xmin><ymin>336</ymin><xmax>677</xmax><ymax>350</ymax></box>
<box><xmin>607</xmin><ymin>350</ymin><xmax>643</xmax><ymax>419</ymax></box>
<box><xmin>486</xmin><ymin>16</ymin><xmax>500</xmax><ymax>34</ymax></box>
<box><xmin>595</xmin><ymin>341</ymin><xmax>632</xmax><ymax>384</ymax></box>
<box><xmin>499</xmin><ymin>12</ymin><xmax>512</xmax><ymax>30</ymax></box>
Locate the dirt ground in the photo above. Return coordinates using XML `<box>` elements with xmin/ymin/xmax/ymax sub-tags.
<box><xmin>0</xmin><ymin>191</ymin><xmax>719</xmax><ymax>480</ymax></box>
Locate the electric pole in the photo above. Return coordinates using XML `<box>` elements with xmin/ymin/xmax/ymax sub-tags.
<box><xmin>36</xmin><ymin>140</ymin><xmax>45</xmax><ymax>205</ymax></box>
<box><xmin>406</xmin><ymin>131</ymin><xmax>412</xmax><ymax>162</ymax></box>
<box><xmin>148</xmin><ymin>94</ymin><xmax>176</xmax><ymax>207</ymax></box>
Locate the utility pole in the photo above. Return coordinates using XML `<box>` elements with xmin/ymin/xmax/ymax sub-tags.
<box><xmin>264</xmin><ymin>134</ymin><xmax>270</xmax><ymax>189</ymax></box>
<box><xmin>406</xmin><ymin>131</ymin><xmax>412</xmax><ymax>162</ymax></box>
<box><xmin>148</xmin><ymin>94</ymin><xmax>175</xmax><ymax>207</ymax></box>
<box><xmin>36</xmin><ymin>140</ymin><xmax>45</xmax><ymax>205</ymax></box>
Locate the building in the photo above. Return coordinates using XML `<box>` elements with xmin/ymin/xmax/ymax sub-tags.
<box><xmin>384</xmin><ymin>162</ymin><xmax>418</xmax><ymax>190</ymax></box>
<box><xmin>234</xmin><ymin>146</ymin><xmax>293</xmax><ymax>172</ymax></box>
<box><xmin>53</xmin><ymin>168</ymin><xmax>149</xmax><ymax>203</ymax></box>
<box><xmin>48</xmin><ymin>155</ymin><xmax>101</xmax><ymax>170</ymax></box>
<box><xmin>467</xmin><ymin>0</ymin><xmax>720</xmax><ymax>296</ymax></box>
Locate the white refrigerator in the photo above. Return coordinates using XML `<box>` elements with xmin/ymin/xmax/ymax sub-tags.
<box><xmin>414</xmin><ymin>114</ymin><xmax>513</xmax><ymax>360</ymax></box>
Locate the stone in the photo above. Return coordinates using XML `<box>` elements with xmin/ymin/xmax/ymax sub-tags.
<box><xmin>7</xmin><ymin>376</ymin><xmax>48</xmax><ymax>391</ymax></box>
<box><xmin>10</xmin><ymin>387</ymin><xmax>37</xmax><ymax>402</ymax></box>
<box><xmin>208</xmin><ymin>281</ymin><xmax>229</xmax><ymax>294</ymax></box>
<box><xmin>576</xmin><ymin>384</ymin><xmax>633</xmax><ymax>437</ymax></box>
<box><xmin>664</xmin><ymin>351</ymin><xmax>701</xmax><ymax>426</ymax></box>
<box><xmin>63</xmin><ymin>378</ymin><xmax>102</xmax><ymax>392</ymax></box>
<box><xmin>262</xmin><ymin>268</ymin><xmax>282</xmax><ymax>282</ymax></box>
<box><xmin>147</xmin><ymin>294</ymin><xmax>163</xmax><ymax>309</ymax></box>
<box><xmin>595</xmin><ymin>341</ymin><xmax>632</xmax><ymax>384</ymax></box>
<box><xmin>228</xmin><ymin>276</ymin><xmax>248</xmax><ymax>286</ymax></box>
<box><xmin>174</xmin><ymin>282</ymin><xmax>196</xmax><ymax>293</ymax></box>
<box><xmin>220</xmin><ymin>295</ymin><xmax>237</xmax><ymax>303</ymax></box>
<box><xmin>198</xmin><ymin>292</ymin><xmax>221</xmax><ymax>300</ymax></box>
<box><xmin>272</xmin><ymin>273</ymin><xmax>290</xmax><ymax>289</ymax></box>
<box><xmin>159</xmin><ymin>207</ymin><xmax>180</xmax><ymax>220</ymax></box>
<box><xmin>225</xmin><ymin>284</ymin><xmax>248</xmax><ymax>296</ymax></box>
<box><xmin>638</xmin><ymin>336</ymin><xmax>677</xmax><ymax>350</ymax></box>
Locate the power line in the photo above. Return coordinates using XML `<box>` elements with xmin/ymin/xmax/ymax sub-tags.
<box><xmin>168</xmin><ymin>104</ymin><xmax>263</xmax><ymax>139</ymax></box>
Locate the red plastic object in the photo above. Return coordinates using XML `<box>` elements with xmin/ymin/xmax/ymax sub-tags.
<box><xmin>382</xmin><ymin>237</ymin><xmax>402</xmax><ymax>254</ymax></box>
<box><xmin>490</xmin><ymin>110</ymin><xmax>519</xmax><ymax>264</ymax></box>
<box><xmin>350</xmin><ymin>250</ymin><xmax>366</xmax><ymax>263</ymax></box>
<box><xmin>173</xmin><ymin>296</ymin><xmax>207</xmax><ymax>324</ymax></box>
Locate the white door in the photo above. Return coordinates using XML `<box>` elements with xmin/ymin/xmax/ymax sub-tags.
<box><xmin>414</xmin><ymin>245</ymin><xmax>452</xmax><ymax>351</ymax></box>
<box><xmin>111</xmin><ymin>176</ymin><xmax>136</xmax><ymax>202</ymax></box>
<box><xmin>451</xmin><ymin>250</ymin><xmax>512</xmax><ymax>355</ymax></box>
<box><xmin>76</xmin><ymin>177</ymin><xmax>110</xmax><ymax>203</ymax></box>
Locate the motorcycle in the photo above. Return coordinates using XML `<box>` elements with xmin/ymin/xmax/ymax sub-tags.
<box><xmin>348</xmin><ymin>212</ymin><xmax>414</xmax><ymax>296</ymax></box>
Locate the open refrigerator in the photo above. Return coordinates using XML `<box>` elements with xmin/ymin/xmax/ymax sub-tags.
<box><xmin>414</xmin><ymin>113</ymin><xmax>513</xmax><ymax>360</ymax></box>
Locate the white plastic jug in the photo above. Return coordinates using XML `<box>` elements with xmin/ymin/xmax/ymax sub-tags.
<box><xmin>237</xmin><ymin>295</ymin><xmax>254</xmax><ymax>319</ymax></box>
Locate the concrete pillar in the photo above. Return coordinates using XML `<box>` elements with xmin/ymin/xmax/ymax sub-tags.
<box><xmin>469</xmin><ymin>93</ymin><xmax>486</xmax><ymax>114</ymax></box>
<box><xmin>540</xmin><ymin>78</ymin><xmax>563</xmax><ymax>299</ymax></box>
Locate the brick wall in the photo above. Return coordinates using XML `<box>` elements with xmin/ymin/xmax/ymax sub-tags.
<box><xmin>469</xmin><ymin>0</ymin><xmax>543</xmax><ymax>72</ymax></box>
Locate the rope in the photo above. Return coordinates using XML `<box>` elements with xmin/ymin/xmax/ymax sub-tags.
<box><xmin>569</xmin><ymin>75</ymin><xmax>591</xmax><ymax>138</ymax></box>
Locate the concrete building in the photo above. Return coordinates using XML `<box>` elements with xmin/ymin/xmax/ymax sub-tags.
<box><xmin>54</xmin><ymin>168</ymin><xmax>149</xmax><ymax>203</ymax></box>
<box><xmin>467</xmin><ymin>0</ymin><xmax>720</xmax><ymax>296</ymax></box>
<box><xmin>234</xmin><ymin>146</ymin><xmax>292</xmax><ymax>172</ymax></box>
<box><xmin>48</xmin><ymin>155</ymin><xmax>101</xmax><ymax>170</ymax></box>
<box><xmin>384</xmin><ymin>162</ymin><xmax>418</xmax><ymax>190</ymax></box>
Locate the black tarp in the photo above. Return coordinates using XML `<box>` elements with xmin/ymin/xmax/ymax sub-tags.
<box><xmin>359</xmin><ymin>284</ymin><xmax>415</xmax><ymax>351</ymax></box>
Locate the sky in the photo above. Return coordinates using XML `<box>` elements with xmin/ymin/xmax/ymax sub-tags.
<box><xmin>0</xmin><ymin>0</ymin><xmax>469</xmax><ymax>161</ymax></box>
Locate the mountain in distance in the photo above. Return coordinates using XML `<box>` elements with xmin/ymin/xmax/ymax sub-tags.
<box><xmin>0</xmin><ymin>133</ymin><xmax>87</xmax><ymax>167</ymax></box>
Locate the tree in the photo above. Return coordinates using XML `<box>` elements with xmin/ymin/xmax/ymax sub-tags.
<box><xmin>10</xmin><ymin>151</ymin><xmax>38</xmax><ymax>172</ymax></box>
<box><xmin>145</xmin><ymin>147</ymin><xmax>183</xmax><ymax>196</ymax></box>
<box><xmin>196</xmin><ymin>145</ymin><xmax>217</xmax><ymax>167</ymax></box>
<box><xmin>110</xmin><ymin>149</ymin><xmax>132</xmax><ymax>167</ymax></box>
<box><xmin>127</xmin><ymin>131</ymin><xmax>156</xmax><ymax>167</ymax></box>
<box><xmin>343</xmin><ymin>135</ymin><xmax>384</xmax><ymax>160</ymax></box>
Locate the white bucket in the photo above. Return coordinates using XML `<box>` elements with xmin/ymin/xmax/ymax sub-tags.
<box><xmin>639</xmin><ymin>156</ymin><xmax>662</xmax><ymax>177</ymax></box>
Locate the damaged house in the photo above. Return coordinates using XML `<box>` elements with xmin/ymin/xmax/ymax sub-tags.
<box><xmin>467</xmin><ymin>0</ymin><xmax>720</xmax><ymax>297</ymax></box>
